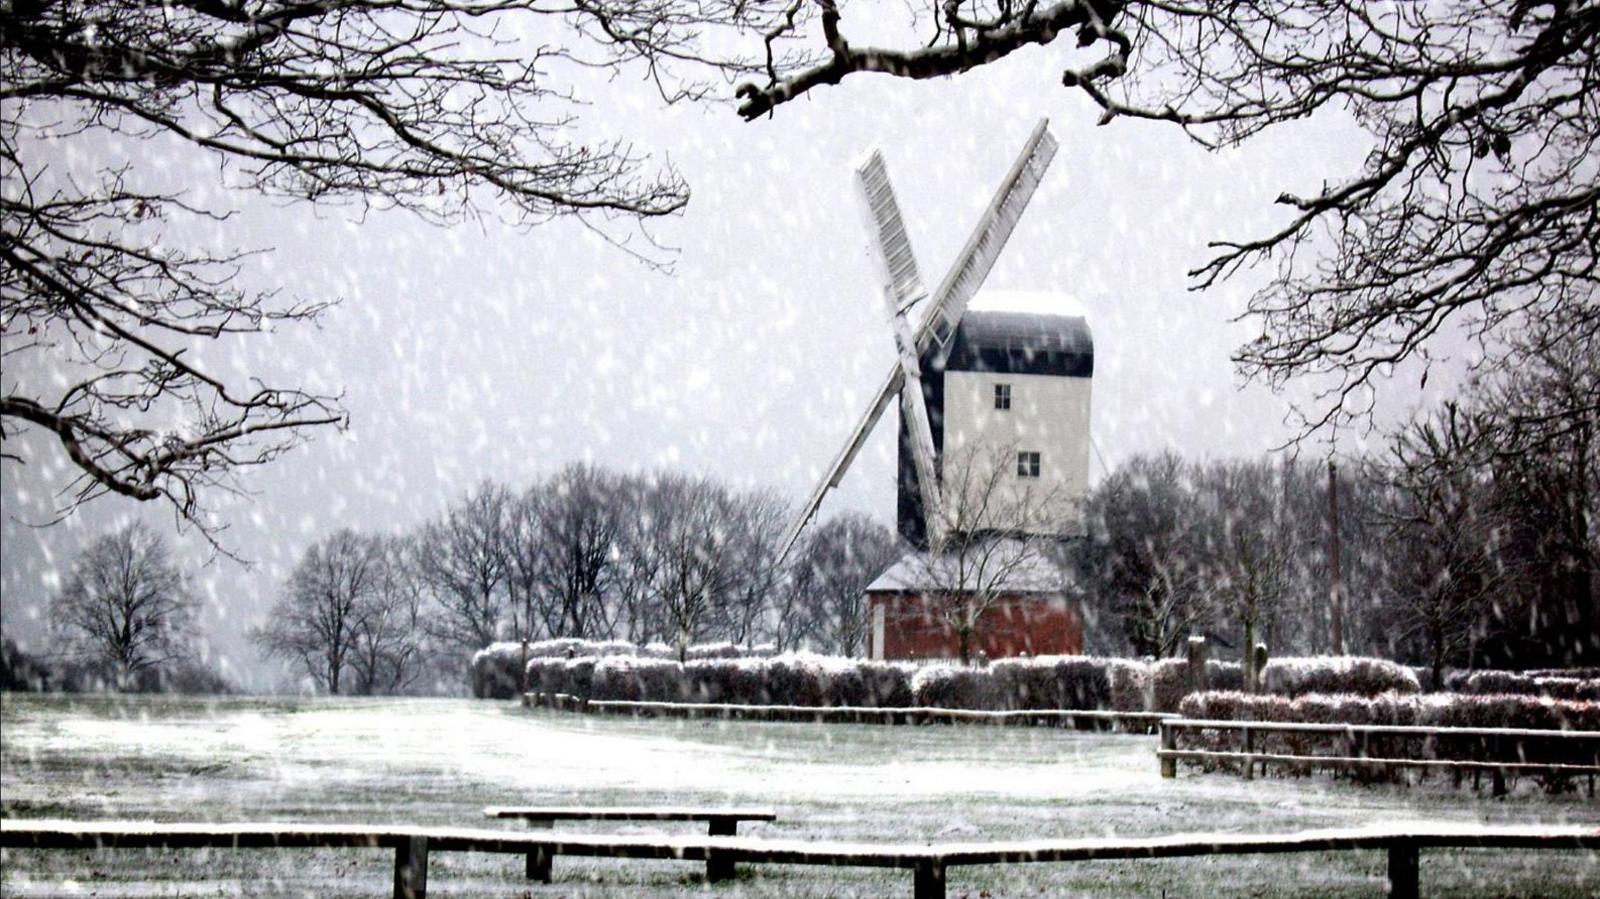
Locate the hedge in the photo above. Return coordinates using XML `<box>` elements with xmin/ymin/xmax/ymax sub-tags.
<box><xmin>1259</xmin><ymin>656</ymin><xmax>1420</xmax><ymax>698</ymax></box>
<box><xmin>1447</xmin><ymin>670</ymin><xmax>1600</xmax><ymax>701</ymax></box>
<box><xmin>1178</xmin><ymin>690</ymin><xmax>1599</xmax><ymax>779</ymax></box>
<box><xmin>511</xmin><ymin>650</ymin><xmax>1436</xmax><ymax>713</ymax></box>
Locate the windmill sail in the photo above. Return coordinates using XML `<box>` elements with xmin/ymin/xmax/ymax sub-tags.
<box><xmin>855</xmin><ymin>151</ymin><xmax>944</xmax><ymax>546</ymax></box>
<box><xmin>776</xmin><ymin>119</ymin><xmax>1059</xmax><ymax>563</ymax></box>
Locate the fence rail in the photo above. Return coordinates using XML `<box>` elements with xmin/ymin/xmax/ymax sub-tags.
<box><xmin>529</xmin><ymin>692</ymin><xmax>1175</xmax><ymax>730</ymax></box>
<box><xmin>3</xmin><ymin>819</ymin><xmax>1594</xmax><ymax>899</ymax></box>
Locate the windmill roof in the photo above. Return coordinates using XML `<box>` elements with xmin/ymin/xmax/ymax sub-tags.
<box><xmin>931</xmin><ymin>292</ymin><xmax>1094</xmax><ymax>377</ymax></box>
<box><xmin>865</xmin><ymin>539</ymin><xmax>1070</xmax><ymax>594</ymax></box>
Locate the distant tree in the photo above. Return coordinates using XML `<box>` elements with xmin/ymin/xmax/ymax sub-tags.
<box><xmin>629</xmin><ymin>474</ymin><xmax>743</xmax><ymax>660</ymax></box>
<box><xmin>531</xmin><ymin>464</ymin><xmax>626</xmax><ymax>640</ymax></box>
<box><xmin>1</xmin><ymin>0</ymin><xmax>724</xmax><ymax>533</ymax></box>
<box><xmin>782</xmin><ymin>512</ymin><xmax>899</xmax><ymax>655</ymax></box>
<box><xmin>417</xmin><ymin>482</ymin><xmax>512</xmax><ymax>653</ymax></box>
<box><xmin>733</xmin><ymin>1</ymin><xmax>1597</xmax><ymax>438</ymax></box>
<box><xmin>715</xmin><ymin>488</ymin><xmax>789</xmax><ymax>647</ymax></box>
<box><xmin>255</xmin><ymin>529</ymin><xmax>386</xmax><ymax>695</ymax></box>
<box><xmin>51</xmin><ymin>522</ymin><xmax>196</xmax><ymax>689</ymax></box>
<box><xmin>346</xmin><ymin>538</ymin><xmax>437</xmax><ymax>695</ymax></box>
<box><xmin>1080</xmin><ymin>452</ymin><xmax>1209</xmax><ymax>658</ymax></box>
<box><xmin>1189</xmin><ymin>460</ymin><xmax>1298</xmax><ymax>690</ymax></box>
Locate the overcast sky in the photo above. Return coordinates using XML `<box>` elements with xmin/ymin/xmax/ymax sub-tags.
<box><xmin>0</xmin><ymin>41</ymin><xmax>1475</xmax><ymax>688</ymax></box>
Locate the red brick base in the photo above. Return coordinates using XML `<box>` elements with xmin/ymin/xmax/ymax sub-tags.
<box><xmin>867</xmin><ymin>592</ymin><xmax>1082</xmax><ymax>661</ymax></box>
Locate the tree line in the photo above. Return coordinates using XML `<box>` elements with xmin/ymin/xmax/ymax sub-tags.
<box><xmin>1081</xmin><ymin>341</ymin><xmax>1598</xmax><ymax>681</ymax></box>
<box><xmin>252</xmin><ymin>468</ymin><xmax>900</xmax><ymax>694</ymax></box>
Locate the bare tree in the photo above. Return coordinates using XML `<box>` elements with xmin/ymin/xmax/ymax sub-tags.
<box><xmin>417</xmin><ymin>482</ymin><xmax>511</xmax><ymax>653</ymax></box>
<box><xmin>255</xmin><ymin>529</ymin><xmax>387</xmax><ymax>695</ymax></box>
<box><xmin>532</xmin><ymin>464</ymin><xmax>626</xmax><ymax>640</ymax></box>
<box><xmin>907</xmin><ymin>444</ymin><xmax>1068</xmax><ymax>665</ymax></box>
<box><xmin>1370</xmin><ymin>405</ymin><xmax>1504</xmax><ymax>682</ymax></box>
<box><xmin>733</xmin><ymin>1</ymin><xmax>1598</xmax><ymax>436</ymax></box>
<box><xmin>1191</xmin><ymin>460</ymin><xmax>1296</xmax><ymax>690</ymax></box>
<box><xmin>1</xmin><ymin>0</ymin><xmax>737</xmax><ymax>532</ymax></box>
<box><xmin>635</xmin><ymin>474</ymin><xmax>741</xmax><ymax>659</ymax></box>
<box><xmin>715</xmin><ymin>488</ymin><xmax>789</xmax><ymax>646</ymax></box>
<box><xmin>1080</xmin><ymin>452</ymin><xmax>1209</xmax><ymax>659</ymax></box>
<box><xmin>782</xmin><ymin>511</ymin><xmax>899</xmax><ymax>655</ymax></box>
<box><xmin>347</xmin><ymin>537</ymin><xmax>437</xmax><ymax>695</ymax></box>
<box><xmin>51</xmin><ymin>522</ymin><xmax>196</xmax><ymax>689</ymax></box>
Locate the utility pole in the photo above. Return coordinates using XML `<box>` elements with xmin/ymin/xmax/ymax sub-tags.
<box><xmin>1328</xmin><ymin>460</ymin><xmax>1344</xmax><ymax>655</ymax></box>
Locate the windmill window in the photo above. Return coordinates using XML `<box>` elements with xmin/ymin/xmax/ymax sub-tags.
<box><xmin>994</xmin><ymin>384</ymin><xmax>1012</xmax><ymax>410</ymax></box>
<box><xmin>1017</xmin><ymin>451</ymin><xmax>1041</xmax><ymax>478</ymax></box>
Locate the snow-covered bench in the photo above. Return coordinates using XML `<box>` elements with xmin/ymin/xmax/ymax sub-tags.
<box><xmin>3</xmin><ymin>819</ymin><xmax>1595</xmax><ymax>899</ymax></box>
<box><xmin>482</xmin><ymin>805</ymin><xmax>777</xmax><ymax>881</ymax></box>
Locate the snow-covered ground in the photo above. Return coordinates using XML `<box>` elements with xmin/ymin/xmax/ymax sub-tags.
<box><xmin>2</xmin><ymin>693</ymin><xmax>1595</xmax><ymax>897</ymax></box>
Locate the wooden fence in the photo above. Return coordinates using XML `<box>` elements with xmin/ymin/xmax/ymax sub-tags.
<box><xmin>1159</xmin><ymin>718</ymin><xmax>1600</xmax><ymax>795</ymax></box>
<box><xmin>4</xmin><ymin>819</ymin><xmax>1594</xmax><ymax>899</ymax></box>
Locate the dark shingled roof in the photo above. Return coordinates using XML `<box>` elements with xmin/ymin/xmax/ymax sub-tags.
<box><xmin>933</xmin><ymin>310</ymin><xmax>1094</xmax><ymax>377</ymax></box>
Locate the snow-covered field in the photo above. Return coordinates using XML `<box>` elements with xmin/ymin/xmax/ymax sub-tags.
<box><xmin>2</xmin><ymin>693</ymin><xmax>1595</xmax><ymax>897</ymax></box>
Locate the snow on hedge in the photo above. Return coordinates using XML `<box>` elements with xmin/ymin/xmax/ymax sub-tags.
<box><xmin>1259</xmin><ymin>655</ymin><xmax>1420</xmax><ymax>698</ymax></box>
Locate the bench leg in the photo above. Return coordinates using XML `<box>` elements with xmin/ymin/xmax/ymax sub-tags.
<box><xmin>526</xmin><ymin>846</ymin><xmax>552</xmax><ymax>882</ymax></box>
<box><xmin>914</xmin><ymin>861</ymin><xmax>946</xmax><ymax>899</ymax></box>
<box><xmin>525</xmin><ymin>819</ymin><xmax>553</xmax><ymax>882</ymax></box>
<box><xmin>393</xmin><ymin>835</ymin><xmax>428</xmax><ymax>899</ymax></box>
<box><xmin>706</xmin><ymin>818</ymin><xmax>736</xmax><ymax>882</ymax></box>
<box><xmin>1387</xmin><ymin>843</ymin><xmax>1418</xmax><ymax>899</ymax></box>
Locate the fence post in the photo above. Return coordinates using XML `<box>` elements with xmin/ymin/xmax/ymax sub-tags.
<box><xmin>914</xmin><ymin>859</ymin><xmax>946</xmax><ymax>899</ymax></box>
<box><xmin>706</xmin><ymin>817</ymin><xmax>736</xmax><ymax>882</ymax></box>
<box><xmin>1243</xmin><ymin>725</ymin><xmax>1254</xmax><ymax>780</ymax></box>
<box><xmin>393</xmin><ymin>835</ymin><xmax>428</xmax><ymax>899</ymax></box>
<box><xmin>525</xmin><ymin>819</ymin><xmax>553</xmax><ymax>882</ymax></box>
<box><xmin>1160</xmin><ymin>721</ymin><xmax>1177</xmax><ymax>779</ymax></box>
<box><xmin>1387</xmin><ymin>841</ymin><xmax>1419</xmax><ymax>899</ymax></box>
<box><xmin>1186</xmin><ymin>636</ymin><xmax>1209</xmax><ymax>696</ymax></box>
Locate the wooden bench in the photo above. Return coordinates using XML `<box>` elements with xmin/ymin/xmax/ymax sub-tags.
<box><xmin>482</xmin><ymin>805</ymin><xmax>777</xmax><ymax>881</ymax></box>
<box><xmin>1159</xmin><ymin>718</ymin><xmax>1600</xmax><ymax>795</ymax></box>
<box><xmin>3</xmin><ymin>819</ymin><xmax>1595</xmax><ymax>899</ymax></box>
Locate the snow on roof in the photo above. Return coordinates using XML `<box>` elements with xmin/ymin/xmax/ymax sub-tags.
<box><xmin>866</xmin><ymin>539</ymin><xmax>1071</xmax><ymax>594</ymax></box>
<box><xmin>967</xmin><ymin>290</ymin><xmax>1086</xmax><ymax>319</ymax></box>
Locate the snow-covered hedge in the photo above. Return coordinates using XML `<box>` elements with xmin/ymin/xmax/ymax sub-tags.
<box><xmin>1179</xmin><ymin>690</ymin><xmax>1599</xmax><ymax>788</ymax></box>
<box><xmin>532</xmin><ymin>652</ymin><xmax>917</xmax><ymax>708</ymax></box>
<box><xmin>1446</xmin><ymin>670</ymin><xmax>1600</xmax><ymax>701</ymax></box>
<box><xmin>1180</xmin><ymin>690</ymin><xmax>1598</xmax><ymax>763</ymax></box>
<box><xmin>989</xmin><ymin>656</ymin><xmax>1153</xmax><ymax>713</ymax></box>
<box><xmin>1259</xmin><ymin>656</ymin><xmax>1420</xmax><ymax>698</ymax></box>
<box><xmin>470</xmin><ymin>642</ymin><xmax>525</xmax><ymax>698</ymax></box>
<box><xmin>911</xmin><ymin>665</ymin><xmax>1007</xmax><ymax>710</ymax></box>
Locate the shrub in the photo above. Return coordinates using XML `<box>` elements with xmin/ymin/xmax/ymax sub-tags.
<box><xmin>1452</xmin><ymin>670</ymin><xmax>1600</xmax><ymax>701</ymax></box>
<box><xmin>1150</xmin><ymin>658</ymin><xmax>1192</xmax><ymax>713</ymax></box>
<box><xmin>860</xmin><ymin>662</ymin><xmax>915</xmax><ymax>708</ymax></box>
<box><xmin>1107</xmin><ymin>660</ymin><xmax>1151</xmax><ymax>713</ymax></box>
<box><xmin>471</xmin><ymin>643</ymin><xmax>525</xmax><ymax>698</ymax></box>
<box><xmin>1260</xmin><ymin>656</ymin><xmax>1420</xmax><ymax>697</ymax></box>
<box><xmin>589</xmin><ymin>657</ymin><xmax>688</xmax><ymax>702</ymax></box>
<box><xmin>1206</xmin><ymin>660</ymin><xmax>1243</xmax><ymax>693</ymax></box>
<box><xmin>990</xmin><ymin>657</ymin><xmax>1060</xmax><ymax>710</ymax></box>
<box><xmin>766</xmin><ymin>654</ymin><xmax>827</xmax><ymax>706</ymax></box>
<box><xmin>911</xmin><ymin>665</ymin><xmax>1005</xmax><ymax>710</ymax></box>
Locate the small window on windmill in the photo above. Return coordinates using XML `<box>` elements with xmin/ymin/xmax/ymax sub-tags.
<box><xmin>1017</xmin><ymin>451</ymin><xmax>1041</xmax><ymax>478</ymax></box>
<box><xmin>994</xmin><ymin>384</ymin><xmax>1012</xmax><ymax>410</ymax></box>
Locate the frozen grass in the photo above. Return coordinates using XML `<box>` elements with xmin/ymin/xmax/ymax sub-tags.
<box><xmin>2</xmin><ymin>692</ymin><xmax>1596</xmax><ymax>897</ymax></box>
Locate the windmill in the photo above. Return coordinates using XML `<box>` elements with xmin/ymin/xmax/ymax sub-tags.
<box><xmin>778</xmin><ymin>119</ymin><xmax>1092</xmax><ymax>565</ymax></box>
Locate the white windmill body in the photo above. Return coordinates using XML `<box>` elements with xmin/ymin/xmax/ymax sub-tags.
<box><xmin>779</xmin><ymin>120</ymin><xmax>1095</xmax><ymax>660</ymax></box>
<box><xmin>896</xmin><ymin>289</ymin><xmax>1093</xmax><ymax>547</ymax></box>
